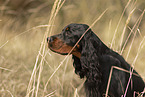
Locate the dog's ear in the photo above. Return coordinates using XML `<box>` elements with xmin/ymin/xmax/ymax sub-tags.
<box><xmin>72</xmin><ymin>29</ymin><xmax>102</xmax><ymax>96</ymax></box>
<box><xmin>80</xmin><ymin>29</ymin><xmax>101</xmax><ymax>76</ymax></box>
<box><xmin>72</xmin><ymin>55</ymin><xmax>86</xmax><ymax>78</ymax></box>
<box><xmin>79</xmin><ymin>29</ymin><xmax>103</xmax><ymax>95</ymax></box>
<box><xmin>72</xmin><ymin>29</ymin><xmax>98</xmax><ymax>79</ymax></box>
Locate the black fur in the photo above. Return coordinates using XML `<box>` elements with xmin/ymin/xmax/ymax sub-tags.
<box><xmin>47</xmin><ymin>23</ymin><xmax>145</xmax><ymax>97</ymax></box>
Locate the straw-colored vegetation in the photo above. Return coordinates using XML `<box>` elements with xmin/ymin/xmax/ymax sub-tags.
<box><xmin>0</xmin><ymin>0</ymin><xmax>145</xmax><ymax>97</ymax></box>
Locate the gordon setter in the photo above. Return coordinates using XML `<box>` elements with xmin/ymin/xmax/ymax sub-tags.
<box><xmin>47</xmin><ymin>23</ymin><xmax>145</xmax><ymax>97</ymax></box>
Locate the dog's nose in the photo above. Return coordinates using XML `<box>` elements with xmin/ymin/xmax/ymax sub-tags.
<box><xmin>47</xmin><ymin>37</ymin><xmax>54</xmax><ymax>42</ymax></box>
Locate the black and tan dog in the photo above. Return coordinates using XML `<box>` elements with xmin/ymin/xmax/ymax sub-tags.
<box><xmin>47</xmin><ymin>23</ymin><xmax>145</xmax><ymax>97</ymax></box>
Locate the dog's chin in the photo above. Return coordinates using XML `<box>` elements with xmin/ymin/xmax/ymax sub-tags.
<box><xmin>49</xmin><ymin>47</ymin><xmax>69</xmax><ymax>55</ymax></box>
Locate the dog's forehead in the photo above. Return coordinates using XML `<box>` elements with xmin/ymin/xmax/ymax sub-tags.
<box><xmin>65</xmin><ymin>24</ymin><xmax>85</xmax><ymax>31</ymax></box>
<box><xmin>68</xmin><ymin>23</ymin><xmax>89</xmax><ymax>30</ymax></box>
<box><xmin>62</xmin><ymin>23</ymin><xmax>90</xmax><ymax>35</ymax></box>
<box><xmin>65</xmin><ymin>24</ymin><xmax>79</xmax><ymax>29</ymax></box>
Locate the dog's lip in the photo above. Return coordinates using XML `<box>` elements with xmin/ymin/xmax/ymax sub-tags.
<box><xmin>49</xmin><ymin>47</ymin><xmax>68</xmax><ymax>55</ymax></box>
<box><xmin>48</xmin><ymin>42</ymin><xmax>68</xmax><ymax>55</ymax></box>
<box><xmin>48</xmin><ymin>42</ymin><xmax>64</xmax><ymax>50</ymax></box>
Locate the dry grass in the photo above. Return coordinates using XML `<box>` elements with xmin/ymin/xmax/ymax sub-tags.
<box><xmin>0</xmin><ymin>0</ymin><xmax>145</xmax><ymax>97</ymax></box>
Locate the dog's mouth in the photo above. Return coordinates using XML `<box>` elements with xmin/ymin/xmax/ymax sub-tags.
<box><xmin>48</xmin><ymin>41</ymin><xmax>72</xmax><ymax>55</ymax></box>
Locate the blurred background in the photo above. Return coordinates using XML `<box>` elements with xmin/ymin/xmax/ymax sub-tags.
<box><xmin>0</xmin><ymin>0</ymin><xmax>145</xmax><ymax>97</ymax></box>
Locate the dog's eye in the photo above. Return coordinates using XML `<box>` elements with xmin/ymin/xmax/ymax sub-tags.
<box><xmin>65</xmin><ymin>27</ymin><xmax>71</xmax><ymax>35</ymax></box>
<box><xmin>65</xmin><ymin>27</ymin><xmax>69</xmax><ymax>31</ymax></box>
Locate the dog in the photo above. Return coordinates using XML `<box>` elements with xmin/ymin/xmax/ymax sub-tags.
<box><xmin>47</xmin><ymin>23</ymin><xmax>145</xmax><ymax>97</ymax></box>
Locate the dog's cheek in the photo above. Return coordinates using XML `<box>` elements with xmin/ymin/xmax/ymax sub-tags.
<box><xmin>59</xmin><ymin>44</ymin><xmax>73</xmax><ymax>53</ymax></box>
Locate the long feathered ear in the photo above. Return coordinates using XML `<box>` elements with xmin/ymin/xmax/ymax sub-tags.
<box><xmin>72</xmin><ymin>55</ymin><xmax>86</xmax><ymax>78</ymax></box>
<box><xmin>80</xmin><ymin>29</ymin><xmax>102</xmax><ymax>79</ymax></box>
<box><xmin>72</xmin><ymin>29</ymin><xmax>98</xmax><ymax>79</ymax></box>
<box><xmin>79</xmin><ymin>29</ymin><xmax>106</xmax><ymax>96</ymax></box>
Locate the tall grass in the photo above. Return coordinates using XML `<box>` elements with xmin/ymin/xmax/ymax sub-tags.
<box><xmin>0</xmin><ymin>0</ymin><xmax>145</xmax><ymax>97</ymax></box>
<box><xmin>26</xmin><ymin>0</ymin><xmax>66</xmax><ymax>97</ymax></box>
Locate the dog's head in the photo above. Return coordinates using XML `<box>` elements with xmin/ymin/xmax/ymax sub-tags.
<box><xmin>47</xmin><ymin>23</ymin><xmax>90</xmax><ymax>58</ymax></box>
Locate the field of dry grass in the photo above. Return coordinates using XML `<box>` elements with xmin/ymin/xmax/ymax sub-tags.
<box><xmin>0</xmin><ymin>0</ymin><xmax>145</xmax><ymax>97</ymax></box>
